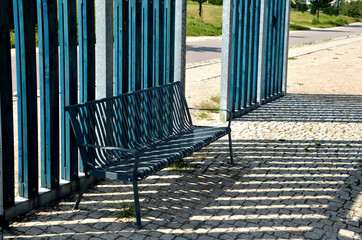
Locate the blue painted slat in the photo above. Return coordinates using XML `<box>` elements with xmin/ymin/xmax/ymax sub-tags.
<box><xmin>153</xmin><ymin>0</ymin><xmax>160</xmax><ymax>86</ymax></box>
<box><xmin>241</xmin><ymin>0</ymin><xmax>249</xmax><ymax>108</ymax></box>
<box><xmin>13</xmin><ymin>0</ymin><xmax>38</xmax><ymax>198</ymax></box>
<box><xmin>278</xmin><ymin>0</ymin><xmax>286</xmax><ymax>93</ymax></box>
<box><xmin>252</xmin><ymin>0</ymin><xmax>261</xmax><ymax>104</ymax></box>
<box><xmin>247</xmin><ymin>0</ymin><xmax>255</xmax><ymax>106</ymax></box>
<box><xmin>159</xmin><ymin>0</ymin><xmax>165</xmax><ymax>85</ymax></box>
<box><xmin>78</xmin><ymin>0</ymin><xmax>95</xmax><ymax>172</ymax></box>
<box><xmin>0</xmin><ymin>0</ymin><xmax>15</xmax><ymax>208</ymax></box>
<box><xmin>59</xmin><ymin>0</ymin><xmax>78</xmax><ymax>181</ymax></box>
<box><xmin>229</xmin><ymin>0</ymin><xmax>239</xmax><ymax>110</ymax></box>
<box><xmin>170</xmin><ymin>0</ymin><xmax>176</xmax><ymax>83</ymax></box>
<box><xmin>37</xmin><ymin>0</ymin><xmax>59</xmax><ymax>189</ymax></box>
<box><xmin>235</xmin><ymin>0</ymin><xmax>243</xmax><ymax>110</ymax></box>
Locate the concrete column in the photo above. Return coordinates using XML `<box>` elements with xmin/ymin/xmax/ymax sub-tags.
<box><xmin>257</xmin><ymin>0</ymin><xmax>267</xmax><ymax>104</ymax></box>
<box><xmin>174</xmin><ymin>0</ymin><xmax>187</xmax><ymax>89</ymax></box>
<box><xmin>96</xmin><ymin>0</ymin><xmax>113</xmax><ymax>99</ymax></box>
<box><xmin>282</xmin><ymin>0</ymin><xmax>291</xmax><ymax>94</ymax></box>
<box><xmin>220</xmin><ymin>0</ymin><xmax>234</xmax><ymax>121</ymax></box>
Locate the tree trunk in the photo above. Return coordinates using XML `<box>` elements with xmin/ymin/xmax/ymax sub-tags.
<box><xmin>317</xmin><ymin>7</ymin><xmax>320</xmax><ymax>22</ymax></box>
<box><xmin>199</xmin><ymin>2</ymin><xmax>202</xmax><ymax>17</ymax></box>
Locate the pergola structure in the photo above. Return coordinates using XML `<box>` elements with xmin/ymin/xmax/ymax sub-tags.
<box><xmin>0</xmin><ymin>0</ymin><xmax>290</xmax><ymax>223</ymax></box>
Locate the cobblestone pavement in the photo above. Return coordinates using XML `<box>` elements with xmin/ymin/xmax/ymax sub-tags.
<box><xmin>4</xmin><ymin>93</ymin><xmax>362</xmax><ymax>240</ymax></box>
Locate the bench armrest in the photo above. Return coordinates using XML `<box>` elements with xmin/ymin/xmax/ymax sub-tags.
<box><xmin>188</xmin><ymin>107</ymin><xmax>233</xmax><ymax>128</ymax></box>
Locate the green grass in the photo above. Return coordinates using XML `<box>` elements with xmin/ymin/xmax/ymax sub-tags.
<box><xmin>187</xmin><ymin>16</ymin><xmax>222</xmax><ymax>36</ymax></box>
<box><xmin>114</xmin><ymin>201</ymin><xmax>135</xmax><ymax>219</ymax></box>
<box><xmin>314</xmin><ymin>142</ymin><xmax>321</xmax><ymax>147</ymax></box>
<box><xmin>288</xmin><ymin>57</ymin><xmax>297</xmax><ymax>60</ymax></box>
<box><xmin>186</xmin><ymin>2</ymin><xmax>222</xmax><ymax>36</ymax></box>
<box><xmin>290</xmin><ymin>11</ymin><xmax>360</xmax><ymax>29</ymax></box>
<box><xmin>290</xmin><ymin>23</ymin><xmax>311</xmax><ymax>31</ymax></box>
<box><xmin>169</xmin><ymin>159</ymin><xmax>193</xmax><ymax>170</ymax></box>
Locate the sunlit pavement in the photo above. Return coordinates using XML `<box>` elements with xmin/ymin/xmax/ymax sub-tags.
<box><xmin>4</xmin><ymin>93</ymin><xmax>361</xmax><ymax>240</ymax></box>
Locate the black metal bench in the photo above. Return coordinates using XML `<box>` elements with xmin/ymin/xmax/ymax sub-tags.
<box><xmin>65</xmin><ymin>81</ymin><xmax>233</xmax><ymax>228</ymax></box>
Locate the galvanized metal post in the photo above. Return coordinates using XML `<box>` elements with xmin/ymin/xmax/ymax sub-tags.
<box><xmin>174</xmin><ymin>0</ymin><xmax>187</xmax><ymax>89</ymax></box>
<box><xmin>96</xmin><ymin>0</ymin><xmax>113</xmax><ymax>99</ymax></box>
<box><xmin>220</xmin><ymin>0</ymin><xmax>234</xmax><ymax>121</ymax></box>
<box><xmin>257</xmin><ymin>0</ymin><xmax>267</xmax><ymax>104</ymax></box>
<box><xmin>13</xmin><ymin>0</ymin><xmax>38</xmax><ymax>198</ymax></box>
<box><xmin>282</xmin><ymin>0</ymin><xmax>291</xmax><ymax>94</ymax></box>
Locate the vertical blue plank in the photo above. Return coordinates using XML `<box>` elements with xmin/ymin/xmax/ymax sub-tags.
<box><xmin>37</xmin><ymin>0</ymin><xmax>59</xmax><ymax>189</ymax></box>
<box><xmin>148</xmin><ymin>0</ymin><xmax>154</xmax><ymax>86</ymax></box>
<box><xmin>229</xmin><ymin>0</ymin><xmax>239</xmax><ymax>111</ymax></box>
<box><xmin>278</xmin><ymin>0</ymin><xmax>286</xmax><ymax>93</ymax></box>
<box><xmin>159</xmin><ymin>0</ymin><xmax>165</xmax><ymax>85</ymax></box>
<box><xmin>170</xmin><ymin>0</ymin><xmax>176</xmax><ymax>83</ymax></box>
<box><xmin>114</xmin><ymin>0</ymin><xmax>120</xmax><ymax>94</ymax></box>
<box><xmin>0</xmin><ymin>0</ymin><xmax>15</xmax><ymax>208</ymax></box>
<box><xmin>235</xmin><ymin>0</ymin><xmax>243</xmax><ymax>110</ymax></box>
<box><xmin>60</xmin><ymin>0</ymin><xmax>78</xmax><ymax>181</ymax></box>
<box><xmin>78</xmin><ymin>0</ymin><xmax>95</xmax><ymax>172</ymax></box>
<box><xmin>153</xmin><ymin>0</ymin><xmax>160</xmax><ymax>86</ymax></box>
<box><xmin>247</xmin><ymin>0</ymin><xmax>255</xmax><ymax>106</ymax></box>
<box><xmin>252</xmin><ymin>0</ymin><xmax>261</xmax><ymax>104</ymax></box>
<box><xmin>165</xmin><ymin>0</ymin><xmax>171</xmax><ymax>83</ymax></box>
<box><xmin>241</xmin><ymin>0</ymin><xmax>249</xmax><ymax>108</ymax></box>
<box><xmin>13</xmin><ymin>0</ymin><xmax>38</xmax><ymax>198</ymax></box>
<box><xmin>135</xmin><ymin>0</ymin><xmax>142</xmax><ymax>90</ymax></box>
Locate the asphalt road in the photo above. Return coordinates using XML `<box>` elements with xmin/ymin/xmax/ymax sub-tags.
<box><xmin>10</xmin><ymin>22</ymin><xmax>362</xmax><ymax>92</ymax></box>
<box><xmin>185</xmin><ymin>21</ymin><xmax>362</xmax><ymax>64</ymax></box>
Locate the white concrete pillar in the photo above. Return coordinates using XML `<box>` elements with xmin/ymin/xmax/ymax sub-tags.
<box><xmin>220</xmin><ymin>0</ymin><xmax>234</xmax><ymax>121</ymax></box>
<box><xmin>96</xmin><ymin>0</ymin><xmax>113</xmax><ymax>99</ymax></box>
<box><xmin>174</xmin><ymin>0</ymin><xmax>187</xmax><ymax>90</ymax></box>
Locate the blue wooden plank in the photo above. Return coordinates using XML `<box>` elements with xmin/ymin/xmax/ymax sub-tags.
<box><xmin>247</xmin><ymin>0</ymin><xmax>255</xmax><ymax>106</ymax></box>
<box><xmin>114</xmin><ymin>0</ymin><xmax>120</xmax><ymax>94</ymax></box>
<box><xmin>241</xmin><ymin>0</ymin><xmax>250</xmax><ymax>108</ymax></box>
<box><xmin>37</xmin><ymin>0</ymin><xmax>59</xmax><ymax>189</ymax></box>
<box><xmin>0</xmin><ymin>0</ymin><xmax>15</xmax><ymax>208</ymax></box>
<box><xmin>59</xmin><ymin>0</ymin><xmax>78</xmax><ymax>181</ymax></box>
<box><xmin>153</xmin><ymin>0</ymin><xmax>160</xmax><ymax>87</ymax></box>
<box><xmin>13</xmin><ymin>0</ymin><xmax>38</xmax><ymax>198</ymax></box>
<box><xmin>165</xmin><ymin>0</ymin><xmax>171</xmax><ymax>84</ymax></box>
<box><xmin>135</xmin><ymin>0</ymin><xmax>142</xmax><ymax>90</ymax></box>
<box><xmin>229</xmin><ymin>0</ymin><xmax>239</xmax><ymax>111</ymax></box>
<box><xmin>252</xmin><ymin>0</ymin><xmax>261</xmax><ymax>104</ymax></box>
<box><xmin>278</xmin><ymin>0</ymin><xmax>286</xmax><ymax>93</ymax></box>
<box><xmin>159</xmin><ymin>0</ymin><xmax>165</xmax><ymax>85</ymax></box>
<box><xmin>170</xmin><ymin>0</ymin><xmax>176</xmax><ymax>83</ymax></box>
<box><xmin>235</xmin><ymin>0</ymin><xmax>243</xmax><ymax>110</ymax></box>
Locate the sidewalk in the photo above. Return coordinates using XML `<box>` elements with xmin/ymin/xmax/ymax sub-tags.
<box><xmin>4</xmin><ymin>38</ymin><xmax>362</xmax><ymax>240</ymax></box>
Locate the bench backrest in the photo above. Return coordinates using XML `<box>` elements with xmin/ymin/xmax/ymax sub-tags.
<box><xmin>65</xmin><ymin>82</ymin><xmax>193</xmax><ymax>159</ymax></box>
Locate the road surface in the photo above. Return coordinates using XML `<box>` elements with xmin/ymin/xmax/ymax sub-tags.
<box><xmin>186</xmin><ymin>21</ymin><xmax>362</xmax><ymax>63</ymax></box>
<box><xmin>10</xmin><ymin>22</ymin><xmax>362</xmax><ymax>92</ymax></box>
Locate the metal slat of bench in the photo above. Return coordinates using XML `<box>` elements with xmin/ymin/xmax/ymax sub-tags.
<box><xmin>65</xmin><ymin>82</ymin><xmax>233</xmax><ymax>228</ymax></box>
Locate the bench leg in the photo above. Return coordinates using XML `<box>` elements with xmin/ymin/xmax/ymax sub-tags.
<box><xmin>133</xmin><ymin>179</ymin><xmax>142</xmax><ymax>228</ymax></box>
<box><xmin>73</xmin><ymin>176</ymin><xmax>88</xmax><ymax>210</ymax></box>
<box><xmin>228</xmin><ymin>132</ymin><xmax>234</xmax><ymax>164</ymax></box>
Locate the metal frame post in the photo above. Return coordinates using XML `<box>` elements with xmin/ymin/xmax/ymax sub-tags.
<box><xmin>96</xmin><ymin>0</ymin><xmax>114</xmax><ymax>99</ymax></box>
<box><xmin>282</xmin><ymin>0</ymin><xmax>291</xmax><ymax>94</ymax></box>
<box><xmin>220</xmin><ymin>0</ymin><xmax>234</xmax><ymax>121</ymax></box>
<box><xmin>174</xmin><ymin>0</ymin><xmax>187</xmax><ymax>89</ymax></box>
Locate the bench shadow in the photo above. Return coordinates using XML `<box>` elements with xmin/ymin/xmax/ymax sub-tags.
<box><xmin>3</xmin><ymin>93</ymin><xmax>361</xmax><ymax>239</ymax></box>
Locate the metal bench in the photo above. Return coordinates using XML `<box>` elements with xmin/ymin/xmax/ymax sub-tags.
<box><xmin>65</xmin><ymin>81</ymin><xmax>233</xmax><ymax>228</ymax></box>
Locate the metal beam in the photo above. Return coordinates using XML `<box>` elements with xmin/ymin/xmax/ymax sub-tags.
<box><xmin>96</xmin><ymin>0</ymin><xmax>113</xmax><ymax>99</ymax></box>
<box><xmin>220</xmin><ymin>0</ymin><xmax>234</xmax><ymax>121</ymax></box>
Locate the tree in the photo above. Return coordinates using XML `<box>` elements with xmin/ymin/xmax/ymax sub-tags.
<box><xmin>195</xmin><ymin>0</ymin><xmax>207</xmax><ymax>17</ymax></box>
<box><xmin>310</xmin><ymin>0</ymin><xmax>333</xmax><ymax>22</ymax></box>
